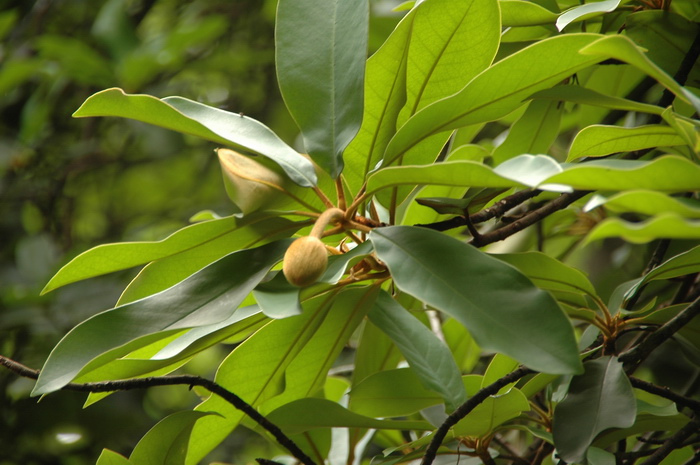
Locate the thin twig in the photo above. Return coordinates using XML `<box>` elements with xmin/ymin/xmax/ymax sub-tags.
<box><xmin>629</xmin><ymin>377</ymin><xmax>700</xmax><ymax>414</ymax></box>
<box><xmin>638</xmin><ymin>416</ymin><xmax>700</xmax><ymax>465</ymax></box>
<box><xmin>0</xmin><ymin>355</ymin><xmax>317</xmax><ymax>465</ymax></box>
<box><xmin>620</xmin><ymin>296</ymin><xmax>700</xmax><ymax>373</ymax></box>
<box><xmin>420</xmin><ymin>367</ymin><xmax>534</xmax><ymax>465</ymax></box>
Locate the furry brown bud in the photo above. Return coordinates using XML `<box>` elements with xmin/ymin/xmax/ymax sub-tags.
<box><xmin>282</xmin><ymin>236</ymin><xmax>328</xmax><ymax>287</ymax></box>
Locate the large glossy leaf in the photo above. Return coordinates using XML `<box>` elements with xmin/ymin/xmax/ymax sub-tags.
<box><xmin>567</xmin><ymin>124</ymin><xmax>687</xmax><ymax>161</ymax></box>
<box><xmin>31</xmin><ymin>240</ymin><xmax>291</xmax><ymax>396</ymax></box>
<box><xmin>349</xmin><ymin>368</ymin><xmax>442</xmax><ymax>417</ymax></box>
<box><xmin>129</xmin><ymin>411</ymin><xmax>214</xmax><ymax>465</ymax></box>
<box><xmin>275</xmin><ymin>0</ymin><xmax>368</xmax><ymax>178</ymax></box>
<box><xmin>266</xmin><ymin>398</ymin><xmax>432</xmax><ymax>434</ymax></box>
<box><xmin>492</xmin><ymin>99</ymin><xmax>562</xmax><ymax>163</ymax></box>
<box><xmin>384</xmin><ymin>33</ymin><xmax>609</xmax><ymax>164</ymax></box>
<box><xmin>552</xmin><ymin>356</ymin><xmax>636</xmax><ymax>463</ymax></box>
<box><xmin>73</xmin><ymin>88</ymin><xmax>317</xmax><ymax>186</ymax></box>
<box><xmin>369</xmin><ymin>290</ymin><xmax>467</xmax><ymax>411</ymax></box>
<box><xmin>185</xmin><ymin>287</ymin><xmax>376</xmax><ymax>463</ymax></box>
<box><xmin>587</xmin><ymin>213</ymin><xmax>700</xmax><ymax>243</ymax></box>
<box><xmin>369</xmin><ymin>226</ymin><xmax>582</xmax><ymax>374</ymax></box>
<box><xmin>42</xmin><ymin>214</ymin><xmax>301</xmax><ymax>295</ymax></box>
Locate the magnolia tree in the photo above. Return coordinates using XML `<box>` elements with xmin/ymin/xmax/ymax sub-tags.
<box><xmin>3</xmin><ymin>0</ymin><xmax>700</xmax><ymax>464</ymax></box>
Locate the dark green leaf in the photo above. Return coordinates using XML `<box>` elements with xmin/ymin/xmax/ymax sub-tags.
<box><xmin>275</xmin><ymin>0</ymin><xmax>368</xmax><ymax>178</ymax></box>
<box><xmin>369</xmin><ymin>290</ymin><xmax>467</xmax><ymax>411</ymax></box>
<box><xmin>369</xmin><ymin>226</ymin><xmax>582</xmax><ymax>374</ymax></box>
<box><xmin>552</xmin><ymin>356</ymin><xmax>636</xmax><ymax>463</ymax></box>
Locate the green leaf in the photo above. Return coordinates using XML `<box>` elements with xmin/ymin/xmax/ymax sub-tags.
<box><xmin>130</xmin><ymin>411</ymin><xmax>214</xmax><ymax>465</ymax></box>
<box><xmin>366</xmin><ymin>161</ymin><xmax>520</xmax><ymax>196</ymax></box>
<box><xmin>253</xmin><ymin>272</ymin><xmax>302</xmax><ymax>319</ymax></box>
<box><xmin>567</xmin><ymin>124</ymin><xmax>687</xmax><ymax>161</ymax></box>
<box><xmin>552</xmin><ymin>356</ymin><xmax>636</xmax><ymax>463</ymax></box>
<box><xmin>545</xmin><ymin>156</ymin><xmax>700</xmax><ymax>192</ymax></box>
<box><xmin>320</xmin><ymin>239</ymin><xmax>375</xmax><ymax>284</ymax></box>
<box><xmin>369</xmin><ymin>290</ymin><xmax>467</xmax><ymax>412</ymax></box>
<box><xmin>342</xmin><ymin>7</ymin><xmax>414</xmax><ymax>195</ymax></box>
<box><xmin>500</xmin><ymin>0</ymin><xmax>558</xmax><ymax>27</ymax></box>
<box><xmin>349</xmin><ymin>368</ymin><xmax>442</xmax><ymax>417</ymax></box>
<box><xmin>31</xmin><ymin>240</ymin><xmax>291</xmax><ymax>396</ymax></box>
<box><xmin>400</xmin><ymin>0</ymin><xmax>499</xmax><ymax>119</ymax></box>
<box><xmin>42</xmin><ymin>214</ymin><xmax>300</xmax><ymax>295</ymax></box>
<box><xmin>369</xmin><ymin>226</ymin><xmax>582</xmax><ymax>375</ymax></box>
<box><xmin>586</xmin><ymin>213</ymin><xmax>700</xmax><ymax>244</ymax></box>
<box><xmin>353</xmin><ymin>319</ymin><xmax>403</xmax><ymax>386</ymax></box>
<box><xmin>529</xmin><ymin>85</ymin><xmax>664</xmax><ymax>117</ymax></box>
<box><xmin>494</xmin><ymin>154</ymin><xmax>564</xmax><ymax>189</ymax></box>
<box><xmin>625</xmin><ymin>10</ymin><xmax>700</xmax><ymax>85</ymax></box>
<box><xmin>275</xmin><ymin>0</ymin><xmax>368</xmax><ymax>178</ymax></box>
<box><xmin>494</xmin><ymin>252</ymin><xmax>598</xmax><ymax>298</ymax></box>
<box><xmin>492</xmin><ymin>99</ymin><xmax>563</xmax><ymax>164</ymax></box>
<box><xmin>73</xmin><ymin>88</ymin><xmax>317</xmax><ymax>186</ymax></box>
<box><xmin>96</xmin><ymin>449</ymin><xmax>132</xmax><ymax>465</ymax></box>
<box><xmin>384</xmin><ymin>33</ymin><xmax>609</xmax><ymax>164</ymax></box>
<box><xmin>266</xmin><ymin>398</ymin><xmax>432</xmax><ymax>434</ymax></box>
<box><xmin>453</xmin><ymin>375</ymin><xmax>530</xmax><ymax>437</ymax></box>
<box><xmin>185</xmin><ymin>287</ymin><xmax>376</xmax><ymax>463</ymax></box>
<box><xmin>579</xmin><ymin>35</ymin><xmax>700</xmax><ymax>113</ymax></box>
<box><xmin>625</xmin><ymin>245</ymin><xmax>700</xmax><ymax>299</ymax></box>
<box><xmin>556</xmin><ymin>0</ymin><xmax>621</xmax><ymax>32</ymax></box>
<box><xmin>585</xmin><ymin>191</ymin><xmax>700</xmax><ymax>219</ymax></box>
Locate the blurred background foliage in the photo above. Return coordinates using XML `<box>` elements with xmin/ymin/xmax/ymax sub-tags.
<box><xmin>0</xmin><ymin>0</ymin><xmax>401</xmax><ymax>463</ymax></box>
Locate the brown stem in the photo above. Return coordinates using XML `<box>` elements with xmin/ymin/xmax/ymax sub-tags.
<box><xmin>0</xmin><ymin>355</ymin><xmax>317</xmax><ymax>465</ymax></box>
<box><xmin>620</xmin><ymin>296</ymin><xmax>700</xmax><ymax>373</ymax></box>
<box><xmin>420</xmin><ymin>367</ymin><xmax>534</xmax><ymax>465</ymax></box>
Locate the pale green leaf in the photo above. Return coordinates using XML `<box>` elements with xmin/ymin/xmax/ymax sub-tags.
<box><xmin>500</xmin><ymin>0</ymin><xmax>558</xmax><ymax>27</ymax></box>
<box><xmin>73</xmin><ymin>88</ymin><xmax>317</xmax><ymax>186</ymax></box>
<box><xmin>556</xmin><ymin>0</ymin><xmax>621</xmax><ymax>32</ymax></box>
<box><xmin>585</xmin><ymin>191</ymin><xmax>700</xmax><ymax>219</ymax></box>
<box><xmin>529</xmin><ymin>85</ymin><xmax>664</xmax><ymax>116</ymax></box>
<box><xmin>130</xmin><ymin>411</ymin><xmax>214</xmax><ymax>465</ymax></box>
<box><xmin>32</xmin><ymin>240</ymin><xmax>291</xmax><ymax>396</ymax></box>
<box><xmin>349</xmin><ymin>368</ymin><xmax>442</xmax><ymax>417</ymax></box>
<box><xmin>369</xmin><ymin>226</ymin><xmax>582</xmax><ymax>374</ymax></box>
<box><xmin>579</xmin><ymin>35</ymin><xmax>700</xmax><ymax>113</ymax></box>
<box><xmin>625</xmin><ymin>244</ymin><xmax>700</xmax><ymax>299</ymax></box>
<box><xmin>384</xmin><ymin>33</ymin><xmax>609</xmax><ymax>164</ymax></box>
<box><xmin>42</xmin><ymin>214</ymin><xmax>300</xmax><ymax>295</ymax></box>
<box><xmin>586</xmin><ymin>213</ymin><xmax>700</xmax><ymax>244</ymax></box>
<box><xmin>544</xmin><ymin>156</ymin><xmax>700</xmax><ymax>192</ymax></box>
<box><xmin>266</xmin><ymin>398</ymin><xmax>433</xmax><ymax>434</ymax></box>
<box><xmin>494</xmin><ymin>154</ymin><xmax>565</xmax><ymax>189</ymax></box>
<box><xmin>96</xmin><ymin>450</ymin><xmax>132</xmax><ymax>465</ymax></box>
<box><xmin>492</xmin><ymin>99</ymin><xmax>562</xmax><ymax>164</ymax></box>
<box><xmin>276</xmin><ymin>0</ymin><xmax>368</xmax><ymax>177</ymax></box>
<box><xmin>552</xmin><ymin>356</ymin><xmax>636</xmax><ymax>463</ymax></box>
<box><xmin>568</xmin><ymin>124</ymin><xmax>687</xmax><ymax>161</ymax></box>
<box><xmin>369</xmin><ymin>290</ymin><xmax>467</xmax><ymax>411</ymax></box>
